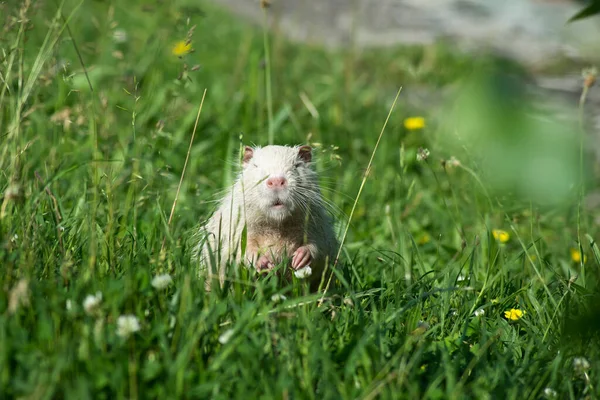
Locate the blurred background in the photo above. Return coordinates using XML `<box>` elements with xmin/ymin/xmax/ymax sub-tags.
<box><xmin>221</xmin><ymin>0</ymin><xmax>600</xmax><ymax>66</ymax></box>
<box><xmin>218</xmin><ymin>0</ymin><xmax>600</xmax><ymax>205</ymax></box>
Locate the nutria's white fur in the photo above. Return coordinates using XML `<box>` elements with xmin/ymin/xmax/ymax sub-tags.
<box><xmin>194</xmin><ymin>145</ymin><xmax>338</xmax><ymax>290</ymax></box>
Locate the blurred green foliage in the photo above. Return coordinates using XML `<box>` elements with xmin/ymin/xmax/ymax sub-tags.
<box><xmin>442</xmin><ymin>63</ymin><xmax>582</xmax><ymax>206</ymax></box>
<box><xmin>569</xmin><ymin>0</ymin><xmax>600</xmax><ymax>22</ymax></box>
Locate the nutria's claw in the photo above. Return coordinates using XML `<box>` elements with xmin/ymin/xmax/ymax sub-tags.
<box><xmin>292</xmin><ymin>246</ymin><xmax>312</xmax><ymax>270</ymax></box>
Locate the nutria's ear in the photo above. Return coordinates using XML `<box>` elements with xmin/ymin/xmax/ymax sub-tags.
<box><xmin>242</xmin><ymin>146</ymin><xmax>254</xmax><ymax>165</ymax></box>
<box><xmin>298</xmin><ymin>145</ymin><xmax>312</xmax><ymax>163</ymax></box>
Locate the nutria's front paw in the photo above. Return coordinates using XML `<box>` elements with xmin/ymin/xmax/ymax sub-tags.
<box><xmin>256</xmin><ymin>254</ymin><xmax>274</xmax><ymax>272</ymax></box>
<box><xmin>292</xmin><ymin>246</ymin><xmax>312</xmax><ymax>270</ymax></box>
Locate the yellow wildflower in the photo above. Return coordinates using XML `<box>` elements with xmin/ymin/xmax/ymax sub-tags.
<box><xmin>172</xmin><ymin>40</ymin><xmax>192</xmax><ymax>57</ymax></box>
<box><xmin>504</xmin><ymin>308</ymin><xmax>525</xmax><ymax>321</ymax></box>
<box><xmin>570</xmin><ymin>248</ymin><xmax>587</xmax><ymax>263</ymax></box>
<box><xmin>492</xmin><ymin>229</ymin><xmax>510</xmax><ymax>243</ymax></box>
<box><xmin>417</xmin><ymin>233</ymin><xmax>431</xmax><ymax>245</ymax></box>
<box><xmin>404</xmin><ymin>116</ymin><xmax>425</xmax><ymax>130</ymax></box>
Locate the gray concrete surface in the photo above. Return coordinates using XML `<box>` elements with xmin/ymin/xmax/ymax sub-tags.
<box><xmin>214</xmin><ymin>0</ymin><xmax>600</xmax><ymax>67</ymax></box>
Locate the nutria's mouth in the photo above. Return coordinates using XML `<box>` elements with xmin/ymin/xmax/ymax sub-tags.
<box><xmin>272</xmin><ymin>199</ymin><xmax>284</xmax><ymax>209</ymax></box>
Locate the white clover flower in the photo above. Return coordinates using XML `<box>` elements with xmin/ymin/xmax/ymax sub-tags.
<box><xmin>66</xmin><ymin>299</ymin><xmax>73</xmax><ymax>311</ymax></box>
<box><xmin>218</xmin><ymin>329</ymin><xmax>234</xmax><ymax>344</ymax></box>
<box><xmin>271</xmin><ymin>294</ymin><xmax>287</xmax><ymax>302</ymax></box>
<box><xmin>83</xmin><ymin>292</ymin><xmax>102</xmax><ymax>315</ymax></box>
<box><xmin>543</xmin><ymin>388</ymin><xmax>557</xmax><ymax>399</ymax></box>
<box><xmin>116</xmin><ymin>315</ymin><xmax>141</xmax><ymax>339</ymax></box>
<box><xmin>294</xmin><ymin>266</ymin><xmax>312</xmax><ymax>279</ymax></box>
<box><xmin>474</xmin><ymin>308</ymin><xmax>485</xmax><ymax>317</ymax></box>
<box><xmin>573</xmin><ymin>357</ymin><xmax>590</xmax><ymax>373</ymax></box>
<box><xmin>151</xmin><ymin>274</ymin><xmax>173</xmax><ymax>290</ymax></box>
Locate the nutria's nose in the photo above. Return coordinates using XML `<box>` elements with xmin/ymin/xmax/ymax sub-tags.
<box><xmin>266</xmin><ymin>176</ymin><xmax>287</xmax><ymax>189</ymax></box>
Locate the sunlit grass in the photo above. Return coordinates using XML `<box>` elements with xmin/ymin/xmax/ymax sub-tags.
<box><xmin>0</xmin><ymin>0</ymin><xmax>599</xmax><ymax>398</ymax></box>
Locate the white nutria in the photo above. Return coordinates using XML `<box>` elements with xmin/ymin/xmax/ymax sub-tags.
<box><xmin>194</xmin><ymin>144</ymin><xmax>338</xmax><ymax>290</ymax></box>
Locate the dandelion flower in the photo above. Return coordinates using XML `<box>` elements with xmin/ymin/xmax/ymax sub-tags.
<box><xmin>573</xmin><ymin>357</ymin><xmax>590</xmax><ymax>373</ymax></box>
<box><xmin>294</xmin><ymin>266</ymin><xmax>313</xmax><ymax>279</ymax></box>
<box><xmin>172</xmin><ymin>40</ymin><xmax>192</xmax><ymax>57</ymax></box>
<box><xmin>474</xmin><ymin>308</ymin><xmax>485</xmax><ymax>317</ymax></box>
<box><xmin>219</xmin><ymin>329</ymin><xmax>234</xmax><ymax>344</ymax></box>
<box><xmin>83</xmin><ymin>292</ymin><xmax>102</xmax><ymax>315</ymax></box>
<box><xmin>492</xmin><ymin>229</ymin><xmax>510</xmax><ymax>243</ymax></box>
<box><xmin>404</xmin><ymin>116</ymin><xmax>425</xmax><ymax>130</ymax></box>
<box><xmin>504</xmin><ymin>308</ymin><xmax>525</xmax><ymax>321</ymax></box>
<box><xmin>416</xmin><ymin>147</ymin><xmax>430</xmax><ymax>162</ymax></box>
<box><xmin>151</xmin><ymin>273</ymin><xmax>173</xmax><ymax>290</ymax></box>
<box><xmin>116</xmin><ymin>315</ymin><xmax>141</xmax><ymax>339</ymax></box>
<box><xmin>570</xmin><ymin>248</ymin><xmax>587</xmax><ymax>263</ymax></box>
<box><xmin>417</xmin><ymin>233</ymin><xmax>431</xmax><ymax>245</ymax></box>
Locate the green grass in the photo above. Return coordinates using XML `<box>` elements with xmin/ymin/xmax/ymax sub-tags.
<box><xmin>1</xmin><ymin>0</ymin><xmax>600</xmax><ymax>398</ymax></box>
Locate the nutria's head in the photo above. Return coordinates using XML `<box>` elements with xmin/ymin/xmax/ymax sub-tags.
<box><xmin>241</xmin><ymin>145</ymin><xmax>318</xmax><ymax>223</ymax></box>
